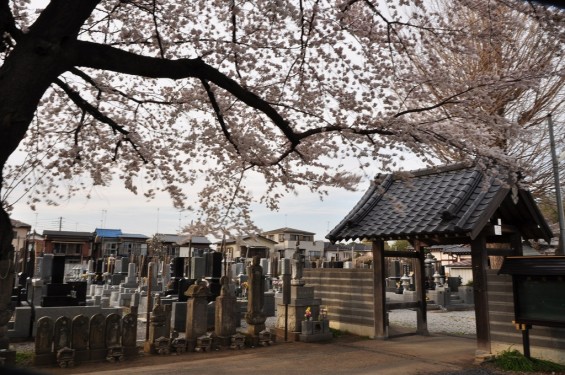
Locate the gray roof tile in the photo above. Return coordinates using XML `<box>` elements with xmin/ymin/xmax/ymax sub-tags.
<box><xmin>327</xmin><ymin>164</ymin><xmax>552</xmax><ymax>243</ymax></box>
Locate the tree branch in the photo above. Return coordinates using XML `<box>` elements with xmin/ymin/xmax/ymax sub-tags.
<box><xmin>53</xmin><ymin>78</ymin><xmax>147</xmax><ymax>163</ymax></box>
<box><xmin>71</xmin><ymin>40</ymin><xmax>300</xmax><ymax>147</ymax></box>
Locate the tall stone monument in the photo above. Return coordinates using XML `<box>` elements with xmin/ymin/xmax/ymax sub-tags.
<box><xmin>184</xmin><ymin>281</ymin><xmax>209</xmax><ymax>352</ymax></box>
<box><xmin>245</xmin><ymin>256</ymin><xmax>266</xmax><ymax>339</ymax></box>
<box><xmin>275</xmin><ymin>248</ymin><xmax>322</xmax><ymax>341</ymax></box>
<box><xmin>214</xmin><ymin>276</ymin><xmax>238</xmax><ymax>346</ymax></box>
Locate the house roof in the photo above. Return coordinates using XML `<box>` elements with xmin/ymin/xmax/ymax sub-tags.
<box><xmin>157</xmin><ymin>234</ymin><xmax>211</xmax><ymax>245</ymax></box>
<box><xmin>427</xmin><ymin>244</ymin><xmax>471</xmax><ymax>254</ymax></box>
<box><xmin>218</xmin><ymin>235</ymin><xmax>278</xmax><ymax>246</ymax></box>
<box><xmin>324</xmin><ymin>242</ymin><xmax>371</xmax><ymax>252</ymax></box>
<box><xmin>327</xmin><ymin>163</ymin><xmax>552</xmax><ymax>244</ymax></box>
<box><xmin>43</xmin><ymin>230</ymin><xmax>93</xmax><ymax>239</ymax></box>
<box><xmin>11</xmin><ymin>219</ymin><xmax>32</xmax><ymax>229</ymax></box>
<box><xmin>120</xmin><ymin>233</ymin><xmax>149</xmax><ymax>240</ymax></box>
<box><xmin>262</xmin><ymin>227</ymin><xmax>316</xmax><ymax>235</ymax></box>
<box><xmin>445</xmin><ymin>259</ymin><xmax>472</xmax><ymax>268</ymax></box>
<box><xmin>95</xmin><ymin>228</ymin><xmax>123</xmax><ymax>238</ymax></box>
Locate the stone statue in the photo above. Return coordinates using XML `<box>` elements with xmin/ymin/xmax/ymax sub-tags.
<box><xmin>245</xmin><ymin>256</ymin><xmax>266</xmax><ymax>326</ymax></box>
<box><xmin>220</xmin><ymin>275</ymin><xmax>231</xmax><ymax>296</ymax></box>
<box><xmin>291</xmin><ymin>247</ymin><xmax>305</xmax><ymax>286</ymax></box>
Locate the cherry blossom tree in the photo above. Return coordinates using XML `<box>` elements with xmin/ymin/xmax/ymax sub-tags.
<box><xmin>0</xmin><ymin>0</ymin><xmax>563</xmax><ymax>345</ymax></box>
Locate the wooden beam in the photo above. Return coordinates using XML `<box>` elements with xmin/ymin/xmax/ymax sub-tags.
<box><xmin>471</xmin><ymin>234</ymin><xmax>491</xmax><ymax>352</ymax></box>
<box><xmin>414</xmin><ymin>241</ymin><xmax>429</xmax><ymax>336</ymax></box>
<box><xmin>384</xmin><ymin>250</ymin><xmax>419</xmax><ymax>258</ymax></box>
<box><xmin>372</xmin><ymin>239</ymin><xmax>387</xmax><ymax>339</ymax></box>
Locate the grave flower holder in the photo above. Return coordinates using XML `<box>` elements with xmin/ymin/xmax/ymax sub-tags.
<box><xmin>56</xmin><ymin>347</ymin><xmax>75</xmax><ymax>368</ymax></box>
<box><xmin>170</xmin><ymin>337</ymin><xmax>187</xmax><ymax>354</ymax></box>
<box><xmin>230</xmin><ymin>333</ymin><xmax>246</xmax><ymax>350</ymax></box>
<box><xmin>106</xmin><ymin>346</ymin><xmax>124</xmax><ymax>362</ymax></box>
<box><xmin>195</xmin><ymin>334</ymin><xmax>212</xmax><ymax>352</ymax></box>
<box><xmin>258</xmin><ymin>329</ymin><xmax>275</xmax><ymax>346</ymax></box>
<box><xmin>154</xmin><ymin>337</ymin><xmax>170</xmax><ymax>355</ymax></box>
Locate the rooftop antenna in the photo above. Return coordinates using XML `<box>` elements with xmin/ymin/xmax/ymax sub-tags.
<box><xmin>156</xmin><ymin>208</ymin><xmax>160</xmax><ymax>234</ymax></box>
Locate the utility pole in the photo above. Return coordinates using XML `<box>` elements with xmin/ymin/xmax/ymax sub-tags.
<box><xmin>548</xmin><ymin>114</ymin><xmax>565</xmax><ymax>255</ymax></box>
<box><xmin>59</xmin><ymin>216</ymin><xmax>63</xmax><ymax>231</ymax></box>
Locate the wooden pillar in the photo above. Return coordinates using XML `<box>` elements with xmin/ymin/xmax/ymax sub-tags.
<box><xmin>372</xmin><ymin>239</ymin><xmax>387</xmax><ymax>339</ymax></box>
<box><xmin>413</xmin><ymin>241</ymin><xmax>428</xmax><ymax>335</ymax></box>
<box><xmin>511</xmin><ymin>233</ymin><xmax>523</xmax><ymax>256</ymax></box>
<box><xmin>471</xmin><ymin>234</ymin><xmax>491</xmax><ymax>352</ymax></box>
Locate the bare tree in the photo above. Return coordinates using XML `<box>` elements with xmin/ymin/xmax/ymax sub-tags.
<box><xmin>0</xmin><ymin>0</ymin><xmax>563</xmax><ymax>346</ymax></box>
<box><xmin>406</xmin><ymin>0</ymin><xmax>565</xmax><ymax>240</ymax></box>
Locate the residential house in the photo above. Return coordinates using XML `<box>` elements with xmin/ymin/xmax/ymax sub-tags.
<box><xmin>262</xmin><ymin>227</ymin><xmax>325</xmax><ymax>260</ymax></box>
<box><xmin>323</xmin><ymin>242</ymin><xmax>371</xmax><ymax>262</ymax></box>
<box><xmin>217</xmin><ymin>235</ymin><xmax>278</xmax><ymax>262</ymax></box>
<box><xmin>157</xmin><ymin>234</ymin><xmax>212</xmax><ymax>258</ymax></box>
<box><xmin>93</xmin><ymin>228</ymin><xmax>122</xmax><ymax>258</ymax></box>
<box><xmin>11</xmin><ymin>219</ymin><xmax>31</xmax><ymax>273</ymax></box>
<box><xmin>118</xmin><ymin>233</ymin><xmax>149</xmax><ymax>257</ymax></box>
<box><xmin>42</xmin><ymin>230</ymin><xmax>92</xmax><ymax>264</ymax></box>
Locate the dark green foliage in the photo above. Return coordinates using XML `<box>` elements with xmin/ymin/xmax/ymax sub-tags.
<box><xmin>494</xmin><ymin>349</ymin><xmax>565</xmax><ymax>373</ymax></box>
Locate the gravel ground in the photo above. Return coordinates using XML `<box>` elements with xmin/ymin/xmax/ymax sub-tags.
<box><xmin>389</xmin><ymin>309</ymin><xmax>476</xmax><ymax>336</ymax></box>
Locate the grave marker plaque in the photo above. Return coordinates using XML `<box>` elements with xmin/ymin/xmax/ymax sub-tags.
<box><xmin>89</xmin><ymin>313</ymin><xmax>106</xmax><ymax>361</ymax></box>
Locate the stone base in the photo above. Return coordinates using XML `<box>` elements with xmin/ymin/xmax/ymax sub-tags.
<box><xmin>0</xmin><ymin>349</ymin><xmax>16</xmax><ymax>366</ymax></box>
<box><xmin>247</xmin><ymin>323</ymin><xmax>266</xmax><ymax>336</ymax></box>
<box><xmin>299</xmin><ymin>320</ymin><xmax>332</xmax><ymax>342</ymax></box>
<box><xmin>74</xmin><ymin>349</ymin><xmax>89</xmax><ymax>363</ymax></box>
<box><xmin>33</xmin><ymin>352</ymin><xmax>54</xmax><ymax>366</ymax></box>
<box><xmin>299</xmin><ymin>332</ymin><xmax>333</xmax><ymax>342</ymax></box>
<box><xmin>214</xmin><ymin>335</ymin><xmax>232</xmax><ymax>347</ymax></box>
<box><xmin>185</xmin><ymin>338</ymin><xmax>196</xmax><ymax>352</ymax></box>
<box><xmin>123</xmin><ymin>346</ymin><xmax>139</xmax><ymax>358</ymax></box>
<box><xmin>274</xmin><ymin>327</ymin><xmax>300</xmax><ymax>342</ymax></box>
<box><xmin>89</xmin><ymin>348</ymin><xmax>107</xmax><ymax>361</ymax></box>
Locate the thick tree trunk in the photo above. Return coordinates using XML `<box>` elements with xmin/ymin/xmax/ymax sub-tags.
<box><xmin>0</xmin><ymin>0</ymin><xmax>100</xmax><ymax>353</ymax></box>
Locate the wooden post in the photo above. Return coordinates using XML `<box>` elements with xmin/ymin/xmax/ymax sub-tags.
<box><xmin>414</xmin><ymin>241</ymin><xmax>429</xmax><ymax>335</ymax></box>
<box><xmin>471</xmin><ymin>234</ymin><xmax>491</xmax><ymax>352</ymax></box>
<box><xmin>372</xmin><ymin>239</ymin><xmax>387</xmax><ymax>339</ymax></box>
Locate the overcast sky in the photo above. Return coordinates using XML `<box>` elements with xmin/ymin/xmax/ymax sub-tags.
<box><xmin>10</xmin><ymin>179</ymin><xmax>363</xmax><ymax>241</ymax></box>
<box><xmin>9</xmin><ymin>154</ymin><xmax>427</xmax><ymax>242</ymax></box>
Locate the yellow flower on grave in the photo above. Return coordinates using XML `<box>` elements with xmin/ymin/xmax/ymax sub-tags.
<box><xmin>304</xmin><ymin>306</ymin><xmax>312</xmax><ymax>320</ymax></box>
<box><xmin>241</xmin><ymin>281</ymin><xmax>249</xmax><ymax>290</ymax></box>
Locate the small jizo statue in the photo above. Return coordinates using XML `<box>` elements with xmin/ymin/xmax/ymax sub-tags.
<box><xmin>245</xmin><ymin>256</ymin><xmax>266</xmax><ymax>326</ymax></box>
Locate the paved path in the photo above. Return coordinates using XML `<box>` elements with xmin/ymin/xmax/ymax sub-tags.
<box><xmin>35</xmin><ymin>333</ymin><xmax>486</xmax><ymax>375</ymax></box>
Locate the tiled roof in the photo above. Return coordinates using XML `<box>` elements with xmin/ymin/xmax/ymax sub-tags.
<box><xmin>120</xmin><ymin>233</ymin><xmax>149</xmax><ymax>240</ymax></box>
<box><xmin>43</xmin><ymin>230</ymin><xmax>93</xmax><ymax>238</ymax></box>
<box><xmin>327</xmin><ymin>164</ymin><xmax>552</xmax><ymax>243</ymax></box>
<box><xmin>158</xmin><ymin>234</ymin><xmax>211</xmax><ymax>245</ymax></box>
<box><xmin>10</xmin><ymin>219</ymin><xmax>32</xmax><ymax>228</ymax></box>
<box><xmin>262</xmin><ymin>227</ymin><xmax>316</xmax><ymax>235</ymax></box>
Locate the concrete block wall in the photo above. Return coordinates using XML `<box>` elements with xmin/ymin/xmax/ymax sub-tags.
<box><xmin>487</xmin><ymin>270</ymin><xmax>565</xmax><ymax>364</ymax></box>
<box><xmin>303</xmin><ymin>269</ymin><xmax>374</xmax><ymax>337</ymax></box>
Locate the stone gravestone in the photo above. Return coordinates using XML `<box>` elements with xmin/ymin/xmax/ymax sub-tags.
<box><xmin>33</xmin><ymin>316</ymin><xmax>54</xmax><ymax>366</ymax></box>
<box><xmin>71</xmin><ymin>315</ymin><xmax>89</xmax><ymax>363</ymax></box>
<box><xmin>185</xmin><ymin>282</ymin><xmax>209</xmax><ymax>352</ymax></box>
<box><xmin>53</xmin><ymin>316</ymin><xmax>71</xmax><ymax>353</ymax></box>
<box><xmin>42</xmin><ymin>254</ymin><xmax>54</xmax><ymax>283</ymax></box>
<box><xmin>51</xmin><ymin>255</ymin><xmax>66</xmax><ymax>284</ymax></box>
<box><xmin>89</xmin><ymin>313</ymin><xmax>106</xmax><ymax>361</ymax></box>
<box><xmin>122</xmin><ymin>306</ymin><xmax>138</xmax><ymax>358</ymax></box>
<box><xmin>53</xmin><ymin>316</ymin><xmax>74</xmax><ymax>367</ymax></box>
<box><xmin>246</xmin><ymin>256</ymin><xmax>266</xmax><ymax>341</ymax></box>
<box><xmin>275</xmin><ymin>256</ymin><xmax>322</xmax><ymax>342</ymax></box>
<box><xmin>190</xmin><ymin>257</ymin><xmax>206</xmax><ymax>280</ymax></box>
<box><xmin>145</xmin><ymin>295</ymin><xmax>169</xmax><ymax>354</ymax></box>
<box><xmin>105</xmin><ymin>313</ymin><xmax>123</xmax><ymax>362</ymax></box>
<box><xmin>215</xmin><ymin>276</ymin><xmax>237</xmax><ymax>347</ymax></box>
